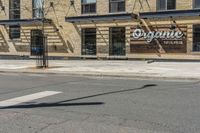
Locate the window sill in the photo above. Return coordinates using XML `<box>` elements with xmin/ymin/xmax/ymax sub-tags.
<box><xmin>8</xmin><ymin>39</ymin><xmax>21</xmax><ymax>42</ymax></box>
<box><xmin>81</xmin><ymin>13</ymin><xmax>97</xmax><ymax>16</ymax></box>
<box><xmin>108</xmin><ymin>11</ymin><xmax>127</xmax><ymax>14</ymax></box>
<box><xmin>156</xmin><ymin>9</ymin><xmax>177</xmax><ymax>12</ymax></box>
<box><xmin>191</xmin><ymin>52</ymin><xmax>200</xmax><ymax>54</ymax></box>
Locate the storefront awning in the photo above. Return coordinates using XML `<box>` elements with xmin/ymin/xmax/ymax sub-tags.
<box><xmin>65</xmin><ymin>13</ymin><xmax>137</xmax><ymax>23</ymax></box>
<box><xmin>139</xmin><ymin>9</ymin><xmax>200</xmax><ymax>19</ymax></box>
<box><xmin>0</xmin><ymin>18</ymin><xmax>52</xmax><ymax>26</ymax></box>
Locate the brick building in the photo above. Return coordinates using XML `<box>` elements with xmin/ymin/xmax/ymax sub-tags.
<box><xmin>0</xmin><ymin>0</ymin><xmax>200</xmax><ymax>60</ymax></box>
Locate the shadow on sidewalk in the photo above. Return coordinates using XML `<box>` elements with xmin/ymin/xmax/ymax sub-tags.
<box><xmin>0</xmin><ymin>84</ymin><xmax>157</xmax><ymax>109</ymax></box>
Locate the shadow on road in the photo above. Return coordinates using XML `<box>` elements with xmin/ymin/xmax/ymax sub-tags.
<box><xmin>0</xmin><ymin>84</ymin><xmax>157</xmax><ymax>109</ymax></box>
<box><xmin>1</xmin><ymin>102</ymin><xmax>104</xmax><ymax>109</ymax></box>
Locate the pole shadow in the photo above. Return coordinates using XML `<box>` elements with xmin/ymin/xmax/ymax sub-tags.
<box><xmin>0</xmin><ymin>84</ymin><xmax>157</xmax><ymax>109</ymax></box>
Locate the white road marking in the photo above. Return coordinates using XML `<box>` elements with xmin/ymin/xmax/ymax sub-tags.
<box><xmin>0</xmin><ymin>91</ymin><xmax>62</xmax><ymax>108</ymax></box>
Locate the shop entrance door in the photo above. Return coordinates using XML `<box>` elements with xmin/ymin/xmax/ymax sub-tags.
<box><xmin>109</xmin><ymin>27</ymin><xmax>126</xmax><ymax>56</ymax></box>
<box><xmin>193</xmin><ymin>25</ymin><xmax>200</xmax><ymax>51</ymax></box>
<box><xmin>81</xmin><ymin>28</ymin><xmax>96</xmax><ymax>55</ymax></box>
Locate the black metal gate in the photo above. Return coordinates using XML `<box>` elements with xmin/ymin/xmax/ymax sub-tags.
<box><xmin>31</xmin><ymin>29</ymin><xmax>48</xmax><ymax>68</ymax></box>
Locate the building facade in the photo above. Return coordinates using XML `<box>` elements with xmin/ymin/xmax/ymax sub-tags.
<box><xmin>0</xmin><ymin>0</ymin><xmax>200</xmax><ymax>60</ymax></box>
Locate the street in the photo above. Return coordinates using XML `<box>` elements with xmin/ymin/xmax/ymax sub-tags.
<box><xmin>0</xmin><ymin>73</ymin><xmax>200</xmax><ymax>133</ymax></box>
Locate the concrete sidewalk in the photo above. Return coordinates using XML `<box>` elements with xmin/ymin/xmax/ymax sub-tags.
<box><xmin>0</xmin><ymin>60</ymin><xmax>200</xmax><ymax>80</ymax></box>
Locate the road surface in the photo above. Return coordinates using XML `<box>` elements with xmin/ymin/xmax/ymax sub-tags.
<box><xmin>0</xmin><ymin>73</ymin><xmax>200</xmax><ymax>133</ymax></box>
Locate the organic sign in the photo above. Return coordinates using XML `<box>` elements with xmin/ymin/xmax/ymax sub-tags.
<box><xmin>130</xmin><ymin>25</ymin><xmax>187</xmax><ymax>53</ymax></box>
<box><xmin>132</xmin><ymin>29</ymin><xmax>183</xmax><ymax>43</ymax></box>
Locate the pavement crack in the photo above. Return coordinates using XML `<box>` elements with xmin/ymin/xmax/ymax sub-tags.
<box><xmin>35</xmin><ymin>119</ymin><xmax>70</xmax><ymax>133</ymax></box>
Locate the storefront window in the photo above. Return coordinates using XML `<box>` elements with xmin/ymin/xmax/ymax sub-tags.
<box><xmin>32</xmin><ymin>0</ymin><xmax>44</xmax><ymax>18</ymax></box>
<box><xmin>109</xmin><ymin>27</ymin><xmax>125</xmax><ymax>56</ymax></box>
<box><xmin>9</xmin><ymin>0</ymin><xmax>21</xmax><ymax>39</ymax></box>
<box><xmin>193</xmin><ymin>25</ymin><xmax>200</xmax><ymax>52</ymax></box>
<box><xmin>81</xmin><ymin>0</ymin><xmax>96</xmax><ymax>14</ymax></box>
<box><xmin>9</xmin><ymin>25</ymin><xmax>21</xmax><ymax>39</ymax></box>
<box><xmin>157</xmin><ymin>0</ymin><xmax>176</xmax><ymax>11</ymax></box>
<box><xmin>81</xmin><ymin>28</ymin><xmax>96</xmax><ymax>55</ymax></box>
<box><xmin>31</xmin><ymin>29</ymin><xmax>44</xmax><ymax>56</ymax></box>
<box><xmin>193</xmin><ymin>0</ymin><xmax>200</xmax><ymax>8</ymax></box>
<box><xmin>109</xmin><ymin>0</ymin><xmax>125</xmax><ymax>13</ymax></box>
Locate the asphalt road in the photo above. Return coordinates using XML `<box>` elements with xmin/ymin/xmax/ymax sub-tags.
<box><xmin>0</xmin><ymin>73</ymin><xmax>200</xmax><ymax>133</ymax></box>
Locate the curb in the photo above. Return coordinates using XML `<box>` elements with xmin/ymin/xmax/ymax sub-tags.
<box><xmin>0</xmin><ymin>69</ymin><xmax>199</xmax><ymax>81</ymax></box>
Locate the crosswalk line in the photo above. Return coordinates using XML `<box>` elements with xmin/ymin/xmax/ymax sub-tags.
<box><xmin>0</xmin><ymin>91</ymin><xmax>62</xmax><ymax>108</ymax></box>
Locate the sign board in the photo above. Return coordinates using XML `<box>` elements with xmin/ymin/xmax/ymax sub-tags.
<box><xmin>130</xmin><ymin>25</ymin><xmax>187</xmax><ymax>53</ymax></box>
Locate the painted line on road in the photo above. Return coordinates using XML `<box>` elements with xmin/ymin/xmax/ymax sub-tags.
<box><xmin>0</xmin><ymin>91</ymin><xmax>62</xmax><ymax>108</ymax></box>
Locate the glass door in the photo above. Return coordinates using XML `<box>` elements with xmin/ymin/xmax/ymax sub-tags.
<box><xmin>81</xmin><ymin>28</ymin><xmax>96</xmax><ymax>55</ymax></box>
<box><xmin>109</xmin><ymin>27</ymin><xmax>125</xmax><ymax>56</ymax></box>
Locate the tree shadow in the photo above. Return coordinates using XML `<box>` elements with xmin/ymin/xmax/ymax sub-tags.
<box><xmin>0</xmin><ymin>84</ymin><xmax>157</xmax><ymax>109</ymax></box>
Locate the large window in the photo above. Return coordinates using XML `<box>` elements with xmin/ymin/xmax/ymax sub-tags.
<box><xmin>157</xmin><ymin>0</ymin><xmax>176</xmax><ymax>11</ymax></box>
<box><xmin>9</xmin><ymin>25</ymin><xmax>21</xmax><ymax>39</ymax></box>
<box><xmin>9</xmin><ymin>0</ymin><xmax>20</xmax><ymax>19</ymax></box>
<box><xmin>81</xmin><ymin>0</ymin><xmax>96</xmax><ymax>14</ymax></box>
<box><xmin>32</xmin><ymin>0</ymin><xmax>44</xmax><ymax>18</ymax></box>
<box><xmin>193</xmin><ymin>25</ymin><xmax>200</xmax><ymax>52</ymax></box>
<box><xmin>31</xmin><ymin>30</ymin><xmax>44</xmax><ymax>56</ymax></box>
<box><xmin>109</xmin><ymin>0</ymin><xmax>125</xmax><ymax>13</ymax></box>
<box><xmin>9</xmin><ymin>0</ymin><xmax>20</xmax><ymax>39</ymax></box>
<box><xmin>193</xmin><ymin>0</ymin><xmax>200</xmax><ymax>9</ymax></box>
<box><xmin>109</xmin><ymin>27</ymin><xmax>125</xmax><ymax>56</ymax></box>
<box><xmin>81</xmin><ymin>28</ymin><xmax>96</xmax><ymax>55</ymax></box>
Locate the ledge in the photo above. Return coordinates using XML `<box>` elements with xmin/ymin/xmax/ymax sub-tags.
<box><xmin>0</xmin><ymin>18</ymin><xmax>52</xmax><ymax>26</ymax></box>
<box><xmin>65</xmin><ymin>13</ymin><xmax>137</xmax><ymax>23</ymax></box>
<box><xmin>139</xmin><ymin>9</ymin><xmax>200</xmax><ymax>19</ymax></box>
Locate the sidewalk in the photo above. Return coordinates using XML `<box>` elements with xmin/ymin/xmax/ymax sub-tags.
<box><xmin>0</xmin><ymin>60</ymin><xmax>200</xmax><ymax>80</ymax></box>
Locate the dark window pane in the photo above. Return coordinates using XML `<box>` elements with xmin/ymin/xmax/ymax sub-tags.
<box><xmin>167</xmin><ymin>0</ymin><xmax>176</xmax><ymax>10</ymax></box>
<box><xmin>81</xmin><ymin>0</ymin><xmax>96</xmax><ymax>14</ymax></box>
<box><xmin>157</xmin><ymin>0</ymin><xmax>166</xmax><ymax>11</ymax></box>
<box><xmin>157</xmin><ymin>0</ymin><xmax>175</xmax><ymax>11</ymax></box>
<box><xmin>81</xmin><ymin>28</ymin><xmax>96</xmax><ymax>55</ymax></box>
<box><xmin>193</xmin><ymin>25</ymin><xmax>200</xmax><ymax>51</ymax></box>
<box><xmin>9</xmin><ymin>0</ymin><xmax>20</xmax><ymax>19</ymax></box>
<box><xmin>9</xmin><ymin>25</ymin><xmax>21</xmax><ymax>39</ymax></box>
<box><xmin>9</xmin><ymin>0</ymin><xmax>21</xmax><ymax>39</ymax></box>
<box><xmin>109</xmin><ymin>27</ymin><xmax>125</xmax><ymax>56</ymax></box>
<box><xmin>194</xmin><ymin>0</ymin><xmax>200</xmax><ymax>8</ymax></box>
<box><xmin>31</xmin><ymin>30</ymin><xmax>44</xmax><ymax>56</ymax></box>
<box><xmin>109</xmin><ymin>0</ymin><xmax>125</xmax><ymax>12</ymax></box>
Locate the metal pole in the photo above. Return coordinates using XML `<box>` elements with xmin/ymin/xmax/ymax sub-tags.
<box><xmin>42</xmin><ymin>0</ymin><xmax>48</xmax><ymax>68</ymax></box>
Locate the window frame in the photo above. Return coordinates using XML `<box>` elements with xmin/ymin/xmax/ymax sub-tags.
<box><xmin>156</xmin><ymin>0</ymin><xmax>176</xmax><ymax>11</ymax></box>
<box><xmin>81</xmin><ymin>0</ymin><xmax>97</xmax><ymax>14</ymax></box>
<box><xmin>9</xmin><ymin>25</ymin><xmax>21</xmax><ymax>39</ymax></box>
<box><xmin>81</xmin><ymin>28</ymin><xmax>97</xmax><ymax>55</ymax></box>
<box><xmin>9</xmin><ymin>0</ymin><xmax>21</xmax><ymax>39</ymax></box>
<box><xmin>109</xmin><ymin>27</ymin><xmax>126</xmax><ymax>56</ymax></box>
<box><xmin>193</xmin><ymin>25</ymin><xmax>200</xmax><ymax>52</ymax></box>
<box><xmin>193</xmin><ymin>0</ymin><xmax>200</xmax><ymax>9</ymax></box>
<box><xmin>109</xmin><ymin>0</ymin><xmax>125</xmax><ymax>13</ymax></box>
<box><xmin>32</xmin><ymin>0</ymin><xmax>44</xmax><ymax>18</ymax></box>
<box><xmin>9</xmin><ymin>0</ymin><xmax>21</xmax><ymax>19</ymax></box>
